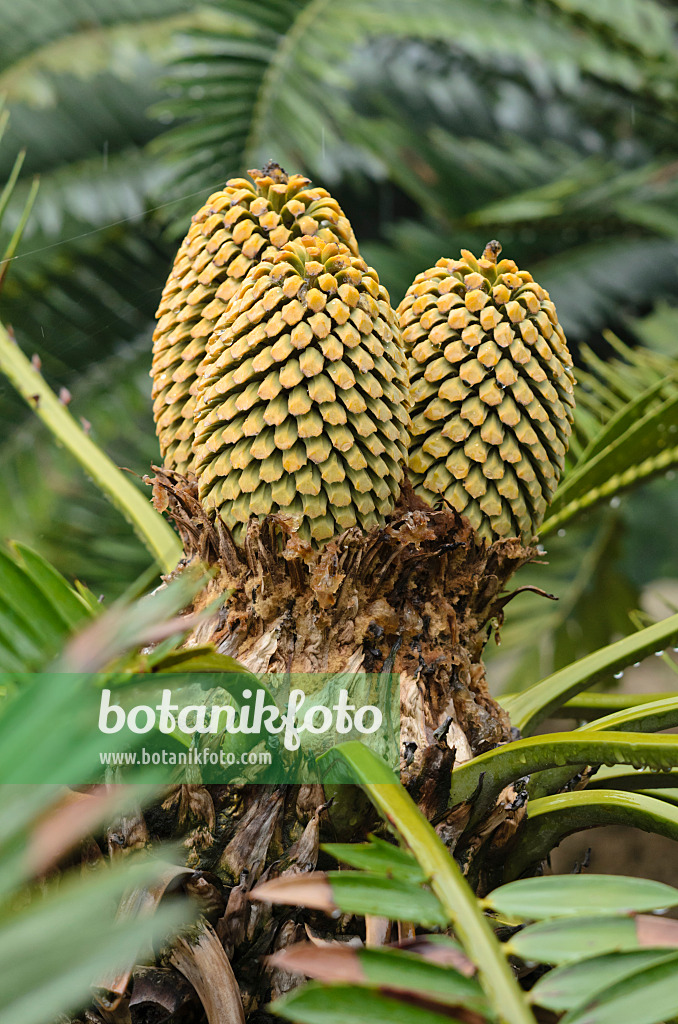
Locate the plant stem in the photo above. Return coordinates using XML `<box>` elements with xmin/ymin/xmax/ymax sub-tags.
<box><xmin>0</xmin><ymin>321</ymin><xmax>182</xmax><ymax>574</ymax></box>
<box><xmin>327</xmin><ymin>743</ymin><xmax>535</xmax><ymax>1024</ymax></box>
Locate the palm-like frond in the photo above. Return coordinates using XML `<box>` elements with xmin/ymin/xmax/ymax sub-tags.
<box><xmin>0</xmin><ymin>4</ymin><xmax>207</xmax><ymax>437</ymax></box>
<box><xmin>272</xmin><ymin>28</ymin><xmax>678</xmax><ymax>343</ymax></box>
<box><xmin>0</xmin><ymin>542</ymin><xmax>94</xmax><ymax>671</ymax></box>
<box><xmin>0</xmin><ymin>131</ymin><xmax>179</xmax><ymax>584</ymax></box>
<box><xmin>0</xmin><ymin>564</ymin><xmax>220</xmax><ymax>1024</ymax></box>
<box><xmin>539</xmin><ymin>0</ymin><xmax>676</xmax><ymax>61</ymax></box>
<box><xmin>260</xmin><ymin>744</ymin><xmax>678</xmax><ymax>1024</ymax></box>
<box><xmin>544</xmin><ymin>322</ymin><xmax>678</xmax><ymax>533</ymax></box>
<box><xmin>157</xmin><ymin>0</ymin><xmax>677</xmax><ymax>199</ymax></box>
<box><xmin>0</xmin><ymin>0</ymin><xmax>196</xmax><ymax>68</ymax></box>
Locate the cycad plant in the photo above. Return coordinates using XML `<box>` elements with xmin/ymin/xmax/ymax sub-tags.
<box><xmin>4</xmin><ymin>132</ymin><xmax>678</xmax><ymax>1022</ymax></box>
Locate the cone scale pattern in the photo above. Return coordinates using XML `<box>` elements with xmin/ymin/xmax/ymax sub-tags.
<box><xmin>397</xmin><ymin>242</ymin><xmax>575</xmax><ymax>542</ymax></box>
<box><xmin>151</xmin><ymin>164</ymin><xmax>358</xmax><ymax>475</ymax></box>
<box><xmin>193</xmin><ymin>238</ymin><xmax>410</xmax><ymax>544</ymax></box>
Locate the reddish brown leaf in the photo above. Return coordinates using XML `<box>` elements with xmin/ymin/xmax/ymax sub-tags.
<box><xmin>268</xmin><ymin>942</ymin><xmax>365</xmax><ymax>983</ymax></box>
<box><xmin>636</xmin><ymin>914</ymin><xmax>678</xmax><ymax>946</ymax></box>
<box><xmin>268</xmin><ymin>943</ymin><xmax>484</xmax><ymax>1024</ymax></box>
<box><xmin>395</xmin><ymin>936</ymin><xmax>476</xmax><ymax>976</ymax></box>
<box><xmin>249</xmin><ymin>871</ymin><xmax>336</xmax><ymax>913</ymax></box>
<box><xmin>28</xmin><ymin>786</ymin><xmax>111</xmax><ymax>875</ymax></box>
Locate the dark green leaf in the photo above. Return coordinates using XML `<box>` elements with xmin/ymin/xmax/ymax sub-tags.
<box><xmin>8</xmin><ymin>541</ymin><xmax>94</xmax><ymax>631</ymax></box>
<box><xmin>327</xmin><ymin>874</ymin><xmax>447</xmax><ymax>929</ymax></box>
<box><xmin>450</xmin><ymin>732</ymin><xmax>678</xmax><ymax>820</ymax></box>
<box><xmin>543</xmin><ymin>391</ymin><xmax>678</xmax><ymax>535</ymax></box>
<box><xmin>579</xmin><ymin>695</ymin><xmax>678</xmax><ymax>734</ymax></box>
<box><xmin>321</xmin><ymin>836</ymin><xmax>426</xmax><ymax>884</ymax></box>
<box><xmin>273</xmin><ymin>981</ymin><xmax>468</xmax><ymax>1024</ymax></box>
<box><xmin>358</xmin><ymin>947</ymin><xmax>483</xmax><ymax>1006</ymax></box>
<box><xmin>501</xmin><ymin>612</ymin><xmax>678</xmax><ymax>733</ymax></box>
<box><xmin>561</xmin><ymin>693</ymin><xmax>676</xmax><ymax>721</ymax></box>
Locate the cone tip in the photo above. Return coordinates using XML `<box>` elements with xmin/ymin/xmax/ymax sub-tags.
<box><xmin>250</xmin><ymin>160</ymin><xmax>289</xmax><ymax>184</ymax></box>
<box><xmin>482</xmin><ymin>240</ymin><xmax>502</xmax><ymax>264</ymax></box>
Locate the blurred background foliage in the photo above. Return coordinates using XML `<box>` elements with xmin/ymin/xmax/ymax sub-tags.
<box><xmin>1</xmin><ymin>0</ymin><xmax>677</xmax><ymax>690</ymax></box>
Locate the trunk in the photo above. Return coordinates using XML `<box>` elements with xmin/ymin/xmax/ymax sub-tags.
<box><xmin>144</xmin><ymin>468</ymin><xmax>534</xmax><ymax>1018</ymax></box>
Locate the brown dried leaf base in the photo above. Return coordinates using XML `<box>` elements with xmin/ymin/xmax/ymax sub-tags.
<box><xmin>150</xmin><ymin>466</ymin><xmax>532</xmax><ymax>761</ymax></box>
<box><xmin>140</xmin><ymin>469</ymin><xmax>537</xmax><ymax>1018</ymax></box>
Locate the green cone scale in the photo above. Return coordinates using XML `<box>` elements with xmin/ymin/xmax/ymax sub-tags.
<box><xmin>151</xmin><ymin>163</ymin><xmax>358</xmax><ymax>475</ymax></box>
<box><xmin>397</xmin><ymin>242</ymin><xmax>575</xmax><ymax>543</ymax></box>
<box><xmin>193</xmin><ymin>238</ymin><xmax>410</xmax><ymax>544</ymax></box>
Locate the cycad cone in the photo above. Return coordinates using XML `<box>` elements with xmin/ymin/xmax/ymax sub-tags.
<box><xmin>193</xmin><ymin>237</ymin><xmax>410</xmax><ymax>545</ymax></box>
<box><xmin>151</xmin><ymin>164</ymin><xmax>358</xmax><ymax>475</ymax></box>
<box><xmin>397</xmin><ymin>242</ymin><xmax>575</xmax><ymax>543</ymax></box>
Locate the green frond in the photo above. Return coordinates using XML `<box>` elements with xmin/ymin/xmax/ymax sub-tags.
<box><xmin>0</xmin><ymin>542</ymin><xmax>94</xmax><ymax>670</ymax></box>
<box><xmin>158</xmin><ymin>0</ymin><xmax>673</xmax><ymax>200</ymax></box>
<box><xmin>0</xmin><ymin>10</ymin><xmax>206</xmax><ymax>105</ymax></box>
<box><xmin>274</xmin><ymin>984</ymin><xmax>483</xmax><ymax>1024</ymax></box>
<box><xmin>543</xmin><ymin>391</ymin><xmax>678</xmax><ymax>534</ymax></box>
<box><xmin>561</xmin><ymin>691</ymin><xmax>678</xmax><ymax>720</ymax></box>
<box><xmin>470</xmin><ymin>157</ymin><xmax>678</xmax><ymax>235</ymax></box>
<box><xmin>530</xmin><ymin>951</ymin><xmax>678</xmax><ymax>1018</ymax></box>
<box><xmin>2</xmin><ymin>148</ymin><xmax>169</xmax><ymax>240</ymax></box>
<box><xmin>0</xmin><ymin>566</ymin><xmax>224</xmax><ymax>1024</ymax></box>
<box><xmin>543</xmin><ymin>328</ymin><xmax>678</xmax><ymax>533</ymax></box>
<box><xmin>508</xmin><ymin>790</ymin><xmax>678</xmax><ymax>879</ymax></box>
<box><xmin>0</xmin><ymin>855</ymin><xmax>190</xmax><ymax>1024</ymax></box>
<box><xmin>449</xmin><ymin>732</ymin><xmax>678</xmax><ymax>823</ymax></box>
<box><xmin>528</xmin><ymin>690</ymin><xmax>678</xmax><ymax>799</ymax></box>
<box><xmin>0</xmin><ymin>0</ymin><xmax>197</xmax><ymax>68</ymax></box>
<box><xmin>501</xmin><ymin>610</ymin><xmax>678</xmax><ymax>734</ymax></box>
<box><xmin>536</xmin><ymin>239</ymin><xmax>678</xmax><ymax>344</ymax></box>
<box><xmin>485</xmin><ymin>871</ymin><xmax>678</xmax><ymax>919</ymax></box>
<box><xmin>588</xmin><ymin>764</ymin><xmax>678</xmax><ymax>797</ymax></box>
<box><xmin>540</xmin><ymin>0</ymin><xmax>675</xmax><ymax>60</ymax></box>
